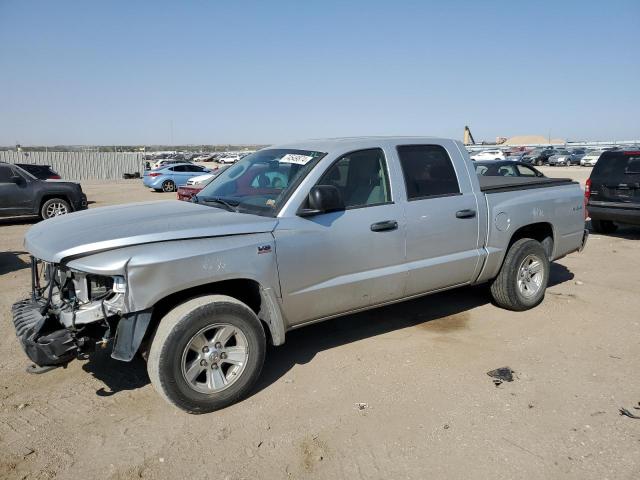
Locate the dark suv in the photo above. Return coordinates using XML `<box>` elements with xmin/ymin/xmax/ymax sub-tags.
<box><xmin>521</xmin><ymin>148</ymin><xmax>556</xmax><ymax>166</ymax></box>
<box><xmin>0</xmin><ymin>162</ymin><xmax>87</xmax><ymax>220</ymax></box>
<box><xmin>585</xmin><ymin>150</ymin><xmax>640</xmax><ymax>233</ymax></box>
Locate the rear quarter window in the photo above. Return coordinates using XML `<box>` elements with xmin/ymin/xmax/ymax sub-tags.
<box><xmin>592</xmin><ymin>152</ymin><xmax>640</xmax><ymax>180</ymax></box>
<box><xmin>625</xmin><ymin>156</ymin><xmax>640</xmax><ymax>174</ymax></box>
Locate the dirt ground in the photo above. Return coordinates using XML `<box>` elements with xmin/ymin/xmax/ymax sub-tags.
<box><xmin>1</xmin><ymin>166</ymin><xmax>638</xmax><ymax>480</ymax></box>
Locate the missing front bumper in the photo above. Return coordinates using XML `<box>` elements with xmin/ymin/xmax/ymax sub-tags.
<box><xmin>12</xmin><ymin>299</ymin><xmax>77</xmax><ymax>366</ymax></box>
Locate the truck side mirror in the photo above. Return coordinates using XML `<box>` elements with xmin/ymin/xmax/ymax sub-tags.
<box><xmin>298</xmin><ymin>185</ymin><xmax>345</xmax><ymax>217</ymax></box>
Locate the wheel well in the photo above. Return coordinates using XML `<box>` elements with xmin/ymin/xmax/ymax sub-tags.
<box><xmin>144</xmin><ymin>279</ymin><xmax>271</xmax><ymax>346</ymax></box>
<box><xmin>39</xmin><ymin>194</ymin><xmax>70</xmax><ymax>211</ymax></box>
<box><xmin>508</xmin><ymin>222</ymin><xmax>554</xmax><ymax>259</ymax></box>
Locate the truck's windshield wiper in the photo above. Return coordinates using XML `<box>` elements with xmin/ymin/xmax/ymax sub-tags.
<box><xmin>200</xmin><ymin>196</ymin><xmax>240</xmax><ymax>212</ymax></box>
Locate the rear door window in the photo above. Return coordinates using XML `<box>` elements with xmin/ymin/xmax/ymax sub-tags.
<box><xmin>397</xmin><ymin>145</ymin><xmax>460</xmax><ymax>200</ymax></box>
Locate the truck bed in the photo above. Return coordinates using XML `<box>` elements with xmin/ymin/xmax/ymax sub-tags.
<box><xmin>479</xmin><ymin>176</ymin><xmax>576</xmax><ymax>193</ymax></box>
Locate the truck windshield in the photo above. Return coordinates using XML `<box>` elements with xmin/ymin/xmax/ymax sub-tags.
<box><xmin>197</xmin><ymin>148</ymin><xmax>326</xmax><ymax>216</ymax></box>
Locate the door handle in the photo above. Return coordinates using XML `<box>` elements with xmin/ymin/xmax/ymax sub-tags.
<box><xmin>370</xmin><ymin>220</ymin><xmax>398</xmax><ymax>232</ymax></box>
<box><xmin>455</xmin><ymin>209</ymin><xmax>476</xmax><ymax>219</ymax></box>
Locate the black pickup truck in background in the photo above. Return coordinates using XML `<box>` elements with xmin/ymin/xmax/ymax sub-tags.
<box><xmin>0</xmin><ymin>162</ymin><xmax>87</xmax><ymax>220</ymax></box>
<box><xmin>586</xmin><ymin>150</ymin><xmax>640</xmax><ymax>233</ymax></box>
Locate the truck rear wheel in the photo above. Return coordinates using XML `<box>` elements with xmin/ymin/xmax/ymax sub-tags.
<box><xmin>147</xmin><ymin>295</ymin><xmax>266</xmax><ymax>414</ymax></box>
<box><xmin>490</xmin><ymin>238</ymin><xmax>550</xmax><ymax>311</ymax></box>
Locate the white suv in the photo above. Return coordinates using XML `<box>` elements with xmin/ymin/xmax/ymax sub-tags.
<box><xmin>470</xmin><ymin>149</ymin><xmax>506</xmax><ymax>161</ymax></box>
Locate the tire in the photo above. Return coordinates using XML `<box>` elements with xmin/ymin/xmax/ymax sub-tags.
<box><xmin>565</xmin><ymin>160</ymin><xmax>571</xmax><ymax>167</ymax></box>
<box><xmin>536</xmin><ymin>159</ymin><xmax>543</xmax><ymax>166</ymax></box>
<box><xmin>490</xmin><ymin>238</ymin><xmax>550</xmax><ymax>311</ymax></box>
<box><xmin>40</xmin><ymin>198</ymin><xmax>71</xmax><ymax>219</ymax></box>
<box><xmin>591</xmin><ymin>219</ymin><xmax>617</xmax><ymax>234</ymax></box>
<box><xmin>162</xmin><ymin>180</ymin><xmax>176</xmax><ymax>192</ymax></box>
<box><xmin>147</xmin><ymin>295</ymin><xmax>266</xmax><ymax>414</ymax></box>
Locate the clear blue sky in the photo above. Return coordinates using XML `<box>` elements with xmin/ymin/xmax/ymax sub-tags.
<box><xmin>1</xmin><ymin>0</ymin><xmax>638</xmax><ymax>146</ymax></box>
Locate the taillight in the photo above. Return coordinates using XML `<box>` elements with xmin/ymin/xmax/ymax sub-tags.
<box><xmin>148</xmin><ymin>172</ymin><xmax>162</xmax><ymax>177</ymax></box>
<box><xmin>584</xmin><ymin>178</ymin><xmax>591</xmax><ymax>219</ymax></box>
<box><xmin>49</xmin><ymin>175</ymin><xmax>61</xmax><ymax>179</ymax></box>
<box><xmin>585</xmin><ymin>178</ymin><xmax>591</xmax><ymax>199</ymax></box>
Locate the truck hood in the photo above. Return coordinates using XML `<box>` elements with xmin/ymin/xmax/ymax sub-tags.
<box><xmin>25</xmin><ymin>201</ymin><xmax>278</xmax><ymax>263</ymax></box>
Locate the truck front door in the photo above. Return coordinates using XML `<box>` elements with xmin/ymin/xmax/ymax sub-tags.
<box><xmin>395</xmin><ymin>143</ymin><xmax>482</xmax><ymax>296</ymax></box>
<box><xmin>274</xmin><ymin>148</ymin><xmax>407</xmax><ymax>325</ymax></box>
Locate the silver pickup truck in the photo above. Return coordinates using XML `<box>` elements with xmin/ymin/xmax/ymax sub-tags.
<box><xmin>12</xmin><ymin>137</ymin><xmax>588</xmax><ymax>413</ymax></box>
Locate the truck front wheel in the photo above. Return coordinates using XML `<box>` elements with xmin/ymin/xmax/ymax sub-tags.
<box><xmin>490</xmin><ymin>238</ymin><xmax>550</xmax><ymax>311</ymax></box>
<box><xmin>147</xmin><ymin>295</ymin><xmax>266</xmax><ymax>414</ymax></box>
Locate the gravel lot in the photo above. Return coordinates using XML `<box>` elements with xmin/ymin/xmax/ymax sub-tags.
<box><xmin>1</xmin><ymin>166</ymin><xmax>639</xmax><ymax>480</ymax></box>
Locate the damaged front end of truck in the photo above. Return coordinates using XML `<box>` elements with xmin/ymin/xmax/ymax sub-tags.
<box><xmin>12</xmin><ymin>257</ymin><xmax>149</xmax><ymax>372</ymax></box>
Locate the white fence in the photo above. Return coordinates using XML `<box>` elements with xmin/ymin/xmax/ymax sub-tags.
<box><xmin>0</xmin><ymin>151</ymin><xmax>144</xmax><ymax>181</ymax></box>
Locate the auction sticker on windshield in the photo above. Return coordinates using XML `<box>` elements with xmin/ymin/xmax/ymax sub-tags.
<box><xmin>279</xmin><ymin>154</ymin><xmax>314</xmax><ymax>165</ymax></box>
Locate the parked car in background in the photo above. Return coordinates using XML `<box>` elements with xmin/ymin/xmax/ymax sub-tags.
<box><xmin>585</xmin><ymin>149</ymin><xmax>640</xmax><ymax>233</ymax></box>
<box><xmin>0</xmin><ymin>162</ymin><xmax>87</xmax><ymax>219</ymax></box>
<box><xmin>581</xmin><ymin>150</ymin><xmax>604</xmax><ymax>167</ymax></box>
<box><xmin>475</xmin><ymin>161</ymin><xmax>544</xmax><ymax>177</ymax></box>
<box><xmin>192</xmin><ymin>154</ymin><xmax>214</xmax><ymax>162</ymax></box>
<box><xmin>153</xmin><ymin>158</ymin><xmax>191</xmax><ymax>170</ymax></box>
<box><xmin>547</xmin><ymin>149</ymin><xmax>580</xmax><ymax>166</ymax></box>
<box><xmin>186</xmin><ymin>165</ymin><xmax>230</xmax><ymax>186</ymax></box>
<box><xmin>143</xmin><ymin>163</ymin><xmax>211</xmax><ymax>192</ymax></box>
<box><xmin>14</xmin><ymin>164</ymin><xmax>61</xmax><ymax>180</ymax></box>
<box><xmin>219</xmin><ymin>154</ymin><xmax>242</xmax><ymax>164</ymax></box>
<box><xmin>504</xmin><ymin>152</ymin><xmax>527</xmax><ymax>161</ymax></box>
<box><xmin>521</xmin><ymin>148</ymin><xmax>556</xmax><ymax>166</ymax></box>
<box><xmin>177</xmin><ymin>166</ymin><xmax>231</xmax><ymax>201</ymax></box>
<box><xmin>470</xmin><ymin>149</ymin><xmax>506</xmax><ymax>161</ymax></box>
<box><xmin>570</xmin><ymin>148</ymin><xmax>589</xmax><ymax>164</ymax></box>
<box><xmin>14</xmin><ymin>136</ymin><xmax>588</xmax><ymax>413</ymax></box>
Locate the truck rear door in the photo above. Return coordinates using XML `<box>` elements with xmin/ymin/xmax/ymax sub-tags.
<box><xmin>395</xmin><ymin>143</ymin><xmax>482</xmax><ymax>295</ymax></box>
